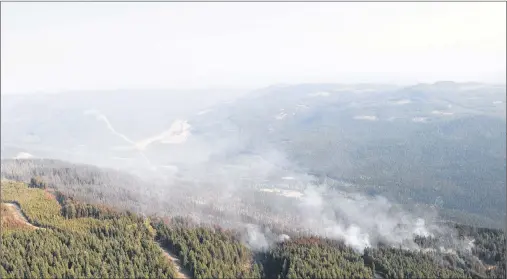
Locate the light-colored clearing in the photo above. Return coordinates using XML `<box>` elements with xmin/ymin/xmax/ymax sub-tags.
<box><xmin>137</xmin><ymin>120</ymin><xmax>191</xmax><ymax>148</ymax></box>
<box><xmin>157</xmin><ymin>242</ymin><xmax>191</xmax><ymax>279</ymax></box>
<box><xmin>354</xmin><ymin>115</ymin><xmax>378</xmax><ymax>121</ymax></box>
<box><xmin>412</xmin><ymin>117</ymin><xmax>428</xmax><ymax>123</ymax></box>
<box><xmin>275</xmin><ymin>112</ymin><xmax>287</xmax><ymax>120</ymax></box>
<box><xmin>485</xmin><ymin>265</ymin><xmax>497</xmax><ymax>271</ymax></box>
<box><xmin>1</xmin><ymin>202</ymin><xmax>39</xmax><ymax>230</ymax></box>
<box><xmin>14</xmin><ymin>152</ymin><xmax>34</xmax><ymax>159</ymax></box>
<box><xmin>85</xmin><ymin>109</ymin><xmax>190</xmax><ymax>151</ymax></box>
<box><xmin>431</xmin><ymin>110</ymin><xmax>454</xmax><ymax>116</ymax></box>
<box><xmin>308</xmin><ymin>91</ymin><xmax>330</xmax><ymax>97</ymax></box>
<box><xmin>393</xmin><ymin>99</ymin><xmax>411</xmax><ymax>105</ymax></box>
<box><xmin>259</xmin><ymin>188</ymin><xmax>303</xmax><ymax>199</ymax></box>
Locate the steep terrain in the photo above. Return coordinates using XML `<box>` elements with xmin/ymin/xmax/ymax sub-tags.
<box><xmin>1</xmin><ymin>179</ymin><xmax>505</xmax><ymax>279</ymax></box>
<box><xmin>1</xmin><ymin>83</ymin><xmax>504</xmax><ymax>228</ymax></box>
<box><xmin>1</xmin><ymin>202</ymin><xmax>39</xmax><ymax>231</ymax></box>
<box><xmin>158</xmin><ymin>243</ymin><xmax>191</xmax><ymax>279</ymax></box>
<box><xmin>1</xmin><ymin>82</ymin><xmax>505</xmax><ymax>278</ymax></box>
<box><xmin>187</xmin><ymin>82</ymin><xmax>506</xmax><ymax>228</ymax></box>
<box><xmin>0</xmin><ymin>180</ymin><xmax>179</xmax><ymax>278</ymax></box>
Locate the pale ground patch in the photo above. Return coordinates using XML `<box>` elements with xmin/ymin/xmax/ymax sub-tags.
<box><xmin>309</xmin><ymin>91</ymin><xmax>330</xmax><ymax>97</ymax></box>
<box><xmin>275</xmin><ymin>111</ymin><xmax>288</xmax><ymax>120</ymax></box>
<box><xmin>1</xmin><ymin>202</ymin><xmax>39</xmax><ymax>230</ymax></box>
<box><xmin>282</xmin><ymin>176</ymin><xmax>295</xmax><ymax>180</ymax></box>
<box><xmin>156</xmin><ymin>242</ymin><xmax>191</xmax><ymax>279</ymax></box>
<box><xmin>260</xmin><ymin>188</ymin><xmax>304</xmax><ymax>199</ymax></box>
<box><xmin>393</xmin><ymin>99</ymin><xmax>411</xmax><ymax>105</ymax></box>
<box><xmin>14</xmin><ymin>152</ymin><xmax>34</xmax><ymax>159</ymax></box>
<box><xmin>412</xmin><ymin>117</ymin><xmax>428</xmax><ymax>123</ymax></box>
<box><xmin>431</xmin><ymin>110</ymin><xmax>454</xmax><ymax>116</ymax></box>
<box><xmin>354</xmin><ymin>115</ymin><xmax>378</xmax><ymax>121</ymax></box>
<box><xmin>135</xmin><ymin>120</ymin><xmax>191</xmax><ymax>149</ymax></box>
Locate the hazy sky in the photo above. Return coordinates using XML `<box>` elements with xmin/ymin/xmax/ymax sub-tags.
<box><xmin>1</xmin><ymin>2</ymin><xmax>506</xmax><ymax>94</ymax></box>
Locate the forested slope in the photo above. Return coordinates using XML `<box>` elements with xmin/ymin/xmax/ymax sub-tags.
<box><xmin>0</xmin><ymin>159</ymin><xmax>156</xmax><ymax>214</ymax></box>
<box><xmin>0</xmin><ymin>180</ymin><xmax>176</xmax><ymax>278</ymax></box>
<box><xmin>1</xmin><ymin>179</ymin><xmax>505</xmax><ymax>279</ymax></box>
<box><xmin>154</xmin><ymin>222</ymin><xmax>262</xmax><ymax>278</ymax></box>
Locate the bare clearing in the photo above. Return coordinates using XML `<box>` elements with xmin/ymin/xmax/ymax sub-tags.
<box><xmin>1</xmin><ymin>202</ymin><xmax>39</xmax><ymax>230</ymax></box>
<box><xmin>156</xmin><ymin>242</ymin><xmax>191</xmax><ymax>279</ymax></box>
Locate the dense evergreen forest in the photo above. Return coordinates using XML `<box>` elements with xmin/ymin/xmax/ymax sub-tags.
<box><xmin>0</xmin><ymin>159</ymin><xmax>153</xmax><ymax>213</ymax></box>
<box><xmin>1</xmin><ymin>179</ymin><xmax>505</xmax><ymax>278</ymax></box>
<box><xmin>260</xmin><ymin>237</ymin><xmax>373</xmax><ymax>279</ymax></box>
<box><xmin>154</xmin><ymin>222</ymin><xmax>262</xmax><ymax>278</ymax></box>
<box><xmin>1</xmin><ymin>180</ymin><xmax>176</xmax><ymax>278</ymax></box>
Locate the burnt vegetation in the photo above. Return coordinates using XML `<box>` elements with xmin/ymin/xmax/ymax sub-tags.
<box><xmin>1</xmin><ymin>160</ymin><xmax>506</xmax><ymax>279</ymax></box>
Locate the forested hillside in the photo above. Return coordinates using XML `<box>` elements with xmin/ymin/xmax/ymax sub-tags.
<box><xmin>154</xmin><ymin>222</ymin><xmax>262</xmax><ymax>278</ymax></box>
<box><xmin>1</xmin><ymin>179</ymin><xmax>505</xmax><ymax>279</ymax></box>
<box><xmin>0</xmin><ymin>180</ymin><xmax>176</xmax><ymax>278</ymax></box>
<box><xmin>3</xmin><ymin>83</ymin><xmax>505</xmax><ymax>230</ymax></box>
<box><xmin>260</xmin><ymin>237</ymin><xmax>373</xmax><ymax>279</ymax></box>
<box><xmin>2</xmin><ymin>0</ymin><xmax>505</xmax><ymax>277</ymax></box>
<box><xmin>0</xmin><ymin>159</ymin><xmax>157</xmax><ymax>214</ymax></box>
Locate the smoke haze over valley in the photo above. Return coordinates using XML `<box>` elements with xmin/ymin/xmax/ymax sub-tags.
<box><xmin>2</xmin><ymin>82</ymin><xmax>505</xmax><ymax>255</ymax></box>
<box><xmin>1</xmin><ymin>2</ymin><xmax>505</xmax><ymax>278</ymax></box>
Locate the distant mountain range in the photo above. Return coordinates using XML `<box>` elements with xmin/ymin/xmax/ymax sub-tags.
<box><xmin>1</xmin><ymin>82</ymin><xmax>505</xmax><ymax>228</ymax></box>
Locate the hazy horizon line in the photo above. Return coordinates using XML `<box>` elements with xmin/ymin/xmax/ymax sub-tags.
<box><xmin>2</xmin><ymin>80</ymin><xmax>506</xmax><ymax>96</ymax></box>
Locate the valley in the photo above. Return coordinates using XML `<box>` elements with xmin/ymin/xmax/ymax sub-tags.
<box><xmin>1</xmin><ymin>82</ymin><xmax>505</xmax><ymax>278</ymax></box>
<box><xmin>3</xmin><ymin>2</ymin><xmax>506</xmax><ymax>277</ymax></box>
<box><xmin>1</xmin><ymin>173</ymin><xmax>505</xmax><ymax>278</ymax></box>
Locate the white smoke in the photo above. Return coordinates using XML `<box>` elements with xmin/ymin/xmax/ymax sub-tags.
<box><xmin>243</xmin><ymin>224</ymin><xmax>271</xmax><ymax>251</ymax></box>
<box><xmin>133</xmin><ymin>144</ymin><xmax>456</xmax><ymax>254</ymax></box>
<box><xmin>62</xmin><ymin>110</ymin><xmax>462</xmax><ymax>254</ymax></box>
<box><xmin>291</xmin><ymin>183</ymin><xmax>439</xmax><ymax>252</ymax></box>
